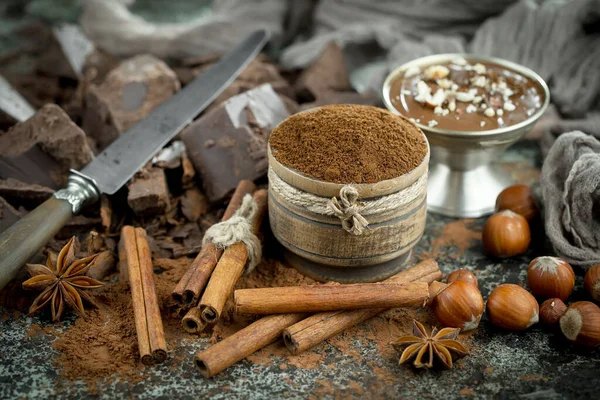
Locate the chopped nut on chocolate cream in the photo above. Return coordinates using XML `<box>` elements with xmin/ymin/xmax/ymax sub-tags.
<box><xmin>423</xmin><ymin>65</ymin><xmax>449</xmax><ymax>80</ymax></box>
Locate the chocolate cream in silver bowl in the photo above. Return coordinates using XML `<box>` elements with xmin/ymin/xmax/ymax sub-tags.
<box><xmin>388</xmin><ymin>56</ymin><xmax>546</xmax><ymax>132</ymax></box>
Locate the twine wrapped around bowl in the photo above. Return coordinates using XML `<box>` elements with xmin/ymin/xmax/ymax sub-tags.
<box><xmin>268</xmin><ymin>135</ymin><xmax>430</xmax><ymax>283</ymax></box>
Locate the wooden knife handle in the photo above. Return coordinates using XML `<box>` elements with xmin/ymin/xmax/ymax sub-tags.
<box><xmin>0</xmin><ymin>171</ymin><xmax>99</xmax><ymax>290</ymax></box>
<box><xmin>0</xmin><ymin>196</ymin><xmax>73</xmax><ymax>289</ymax></box>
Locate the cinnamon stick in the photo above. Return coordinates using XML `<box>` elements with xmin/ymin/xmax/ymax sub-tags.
<box><xmin>121</xmin><ymin>226</ymin><xmax>152</xmax><ymax>365</ymax></box>
<box><xmin>172</xmin><ymin>179</ymin><xmax>256</xmax><ymax>304</ymax></box>
<box><xmin>235</xmin><ymin>282</ymin><xmax>429</xmax><ymax>315</ymax></box>
<box><xmin>199</xmin><ymin>189</ymin><xmax>268</xmax><ymax>324</ymax></box>
<box><xmin>135</xmin><ymin>227</ymin><xmax>167</xmax><ymax>362</ymax></box>
<box><xmin>194</xmin><ymin>313</ymin><xmax>308</xmax><ymax>378</ymax></box>
<box><xmin>182</xmin><ymin>306</ymin><xmax>207</xmax><ymax>334</ymax></box>
<box><xmin>121</xmin><ymin>225</ymin><xmax>168</xmax><ymax>364</ymax></box>
<box><xmin>283</xmin><ymin>259</ymin><xmax>442</xmax><ymax>354</ymax></box>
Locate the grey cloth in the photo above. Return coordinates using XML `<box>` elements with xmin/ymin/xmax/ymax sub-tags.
<box><xmin>541</xmin><ymin>131</ymin><xmax>600</xmax><ymax>268</ymax></box>
<box><xmin>80</xmin><ymin>0</ymin><xmax>286</xmax><ymax>59</ymax></box>
<box><xmin>541</xmin><ymin>112</ymin><xmax>600</xmax><ymax>156</ymax></box>
<box><xmin>470</xmin><ymin>0</ymin><xmax>600</xmax><ymax>118</ymax></box>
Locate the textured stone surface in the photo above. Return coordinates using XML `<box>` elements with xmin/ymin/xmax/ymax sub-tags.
<box><xmin>1</xmin><ymin>140</ymin><xmax>599</xmax><ymax>399</ymax></box>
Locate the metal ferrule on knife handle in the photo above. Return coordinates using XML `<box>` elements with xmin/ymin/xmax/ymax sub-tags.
<box><xmin>0</xmin><ymin>171</ymin><xmax>100</xmax><ymax>289</ymax></box>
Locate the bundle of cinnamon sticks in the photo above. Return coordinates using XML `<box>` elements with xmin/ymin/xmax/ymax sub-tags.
<box><xmin>172</xmin><ymin>180</ymin><xmax>268</xmax><ymax>333</ymax></box>
<box><xmin>194</xmin><ymin>258</ymin><xmax>443</xmax><ymax>377</ymax></box>
<box><xmin>120</xmin><ymin>226</ymin><xmax>167</xmax><ymax>365</ymax></box>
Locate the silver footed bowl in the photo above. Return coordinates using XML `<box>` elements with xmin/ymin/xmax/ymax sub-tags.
<box><xmin>382</xmin><ymin>54</ymin><xmax>550</xmax><ymax>218</ymax></box>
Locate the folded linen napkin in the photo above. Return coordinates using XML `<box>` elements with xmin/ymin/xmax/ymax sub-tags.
<box><xmin>541</xmin><ymin>131</ymin><xmax>600</xmax><ymax>268</ymax></box>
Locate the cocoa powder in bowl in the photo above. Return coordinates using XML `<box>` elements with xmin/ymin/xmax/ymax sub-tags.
<box><xmin>269</xmin><ymin>104</ymin><xmax>427</xmax><ymax>184</ymax></box>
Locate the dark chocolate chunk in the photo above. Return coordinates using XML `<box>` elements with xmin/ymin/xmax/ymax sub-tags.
<box><xmin>182</xmin><ymin>84</ymin><xmax>292</xmax><ymax>203</ymax></box>
<box><xmin>83</xmin><ymin>55</ymin><xmax>180</xmax><ymax>150</ymax></box>
<box><xmin>127</xmin><ymin>168</ymin><xmax>171</xmax><ymax>215</ymax></box>
<box><xmin>180</xmin><ymin>188</ymin><xmax>209</xmax><ymax>222</ymax></box>
<box><xmin>36</xmin><ymin>24</ymin><xmax>95</xmax><ymax>80</ymax></box>
<box><xmin>296</xmin><ymin>42</ymin><xmax>352</xmax><ymax>100</ymax></box>
<box><xmin>0</xmin><ymin>104</ymin><xmax>94</xmax><ymax>187</ymax></box>
<box><xmin>0</xmin><ymin>178</ymin><xmax>54</xmax><ymax>208</ymax></box>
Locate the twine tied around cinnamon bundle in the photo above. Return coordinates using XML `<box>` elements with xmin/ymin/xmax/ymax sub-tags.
<box><xmin>328</xmin><ymin>186</ymin><xmax>369</xmax><ymax>235</ymax></box>
<box><xmin>202</xmin><ymin>194</ymin><xmax>262</xmax><ymax>272</ymax></box>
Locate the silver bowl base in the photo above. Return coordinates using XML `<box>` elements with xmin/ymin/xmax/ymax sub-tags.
<box><xmin>427</xmin><ymin>162</ymin><xmax>513</xmax><ymax>218</ymax></box>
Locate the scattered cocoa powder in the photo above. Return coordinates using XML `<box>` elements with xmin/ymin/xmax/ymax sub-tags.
<box><xmin>430</xmin><ymin>219</ymin><xmax>482</xmax><ymax>259</ymax></box>
<box><xmin>5</xmin><ymin>237</ymin><xmax>470</xmax><ymax>387</ymax></box>
<box><xmin>269</xmin><ymin>104</ymin><xmax>427</xmax><ymax>184</ymax></box>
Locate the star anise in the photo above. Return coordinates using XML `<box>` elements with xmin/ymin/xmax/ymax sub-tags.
<box><xmin>391</xmin><ymin>320</ymin><xmax>468</xmax><ymax>369</ymax></box>
<box><xmin>22</xmin><ymin>237</ymin><xmax>104</xmax><ymax>322</ymax></box>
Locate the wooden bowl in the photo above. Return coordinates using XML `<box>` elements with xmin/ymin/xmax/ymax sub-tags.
<box><xmin>268</xmin><ymin>121</ymin><xmax>430</xmax><ymax>283</ymax></box>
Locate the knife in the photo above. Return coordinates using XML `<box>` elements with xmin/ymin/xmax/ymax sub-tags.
<box><xmin>0</xmin><ymin>29</ymin><xmax>270</xmax><ymax>290</ymax></box>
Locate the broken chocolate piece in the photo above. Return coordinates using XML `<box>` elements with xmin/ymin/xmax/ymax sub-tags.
<box><xmin>36</xmin><ymin>24</ymin><xmax>95</xmax><ymax>80</ymax></box>
<box><xmin>0</xmin><ymin>104</ymin><xmax>94</xmax><ymax>186</ymax></box>
<box><xmin>127</xmin><ymin>168</ymin><xmax>171</xmax><ymax>215</ymax></box>
<box><xmin>296</xmin><ymin>42</ymin><xmax>352</xmax><ymax>100</ymax></box>
<box><xmin>208</xmin><ymin>57</ymin><xmax>295</xmax><ymax>111</ymax></box>
<box><xmin>0</xmin><ymin>196</ymin><xmax>23</xmax><ymax>233</ymax></box>
<box><xmin>0</xmin><ymin>178</ymin><xmax>54</xmax><ymax>208</ymax></box>
<box><xmin>180</xmin><ymin>188</ymin><xmax>209</xmax><ymax>222</ymax></box>
<box><xmin>83</xmin><ymin>55</ymin><xmax>180</xmax><ymax>149</ymax></box>
<box><xmin>182</xmin><ymin>84</ymin><xmax>292</xmax><ymax>202</ymax></box>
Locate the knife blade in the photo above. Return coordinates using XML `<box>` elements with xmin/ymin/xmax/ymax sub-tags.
<box><xmin>0</xmin><ymin>30</ymin><xmax>270</xmax><ymax>290</ymax></box>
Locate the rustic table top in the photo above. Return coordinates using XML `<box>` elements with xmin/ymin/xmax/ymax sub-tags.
<box><xmin>1</xmin><ymin>140</ymin><xmax>599</xmax><ymax>399</ymax></box>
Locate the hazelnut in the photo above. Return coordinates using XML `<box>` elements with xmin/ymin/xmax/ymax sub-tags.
<box><xmin>527</xmin><ymin>256</ymin><xmax>575</xmax><ymax>301</ymax></box>
<box><xmin>539</xmin><ymin>298</ymin><xmax>567</xmax><ymax>325</ymax></box>
<box><xmin>431</xmin><ymin>280</ymin><xmax>484</xmax><ymax>331</ymax></box>
<box><xmin>446</xmin><ymin>269</ymin><xmax>478</xmax><ymax>288</ymax></box>
<box><xmin>584</xmin><ymin>265</ymin><xmax>600</xmax><ymax>302</ymax></box>
<box><xmin>559</xmin><ymin>301</ymin><xmax>600</xmax><ymax>347</ymax></box>
<box><xmin>482</xmin><ymin>210</ymin><xmax>530</xmax><ymax>258</ymax></box>
<box><xmin>486</xmin><ymin>284</ymin><xmax>539</xmax><ymax>331</ymax></box>
<box><xmin>495</xmin><ymin>184</ymin><xmax>539</xmax><ymax>221</ymax></box>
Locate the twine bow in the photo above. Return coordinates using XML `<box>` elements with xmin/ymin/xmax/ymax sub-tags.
<box><xmin>202</xmin><ymin>194</ymin><xmax>262</xmax><ymax>273</ymax></box>
<box><xmin>328</xmin><ymin>186</ymin><xmax>369</xmax><ymax>235</ymax></box>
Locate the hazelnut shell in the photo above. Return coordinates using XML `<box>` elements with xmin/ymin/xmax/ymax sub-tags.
<box><xmin>539</xmin><ymin>298</ymin><xmax>567</xmax><ymax>325</ymax></box>
<box><xmin>584</xmin><ymin>265</ymin><xmax>600</xmax><ymax>302</ymax></box>
<box><xmin>559</xmin><ymin>301</ymin><xmax>600</xmax><ymax>347</ymax></box>
<box><xmin>486</xmin><ymin>284</ymin><xmax>539</xmax><ymax>331</ymax></box>
<box><xmin>495</xmin><ymin>184</ymin><xmax>538</xmax><ymax>221</ymax></box>
<box><xmin>527</xmin><ymin>256</ymin><xmax>575</xmax><ymax>301</ymax></box>
<box><xmin>431</xmin><ymin>280</ymin><xmax>484</xmax><ymax>332</ymax></box>
<box><xmin>482</xmin><ymin>210</ymin><xmax>531</xmax><ymax>258</ymax></box>
<box><xmin>446</xmin><ymin>269</ymin><xmax>478</xmax><ymax>288</ymax></box>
